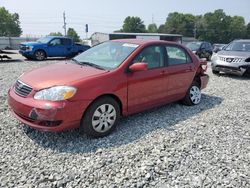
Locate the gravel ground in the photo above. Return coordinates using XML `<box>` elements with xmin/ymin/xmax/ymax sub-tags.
<box><xmin>0</xmin><ymin>59</ymin><xmax>250</xmax><ymax>188</ymax></box>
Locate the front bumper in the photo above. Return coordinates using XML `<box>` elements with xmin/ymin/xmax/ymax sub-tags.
<box><xmin>19</xmin><ymin>50</ymin><xmax>33</xmax><ymax>57</ymax></box>
<box><xmin>211</xmin><ymin>59</ymin><xmax>250</xmax><ymax>76</ymax></box>
<box><xmin>8</xmin><ymin>87</ymin><xmax>91</xmax><ymax>132</ymax></box>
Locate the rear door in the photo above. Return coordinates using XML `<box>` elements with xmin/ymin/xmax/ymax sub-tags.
<box><xmin>61</xmin><ymin>38</ymin><xmax>73</xmax><ymax>56</ymax></box>
<box><xmin>127</xmin><ymin>45</ymin><xmax>168</xmax><ymax>113</ymax></box>
<box><xmin>164</xmin><ymin>45</ymin><xmax>196</xmax><ymax>99</ymax></box>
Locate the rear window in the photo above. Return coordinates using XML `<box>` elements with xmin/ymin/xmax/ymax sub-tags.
<box><xmin>61</xmin><ymin>39</ymin><xmax>72</xmax><ymax>45</ymax></box>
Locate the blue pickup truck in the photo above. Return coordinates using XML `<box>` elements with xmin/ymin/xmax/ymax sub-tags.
<box><xmin>19</xmin><ymin>36</ymin><xmax>90</xmax><ymax>60</ymax></box>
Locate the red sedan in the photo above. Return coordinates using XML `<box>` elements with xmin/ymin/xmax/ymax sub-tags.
<box><xmin>8</xmin><ymin>39</ymin><xmax>209</xmax><ymax>137</ymax></box>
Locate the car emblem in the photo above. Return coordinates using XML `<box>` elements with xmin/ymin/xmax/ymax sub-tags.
<box><xmin>226</xmin><ymin>58</ymin><xmax>234</xmax><ymax>63</ymax></box>
<box><xmin>17</xmin><ymin>83</ymin><xmax>23</xmax><ymax>89</ymax></box>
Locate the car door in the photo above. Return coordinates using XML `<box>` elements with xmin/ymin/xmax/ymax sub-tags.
<box><xmin>61</xmin><ymin>38</ymin><xmax>73</xmax><ymax>56</ymax></box>
<box><xmin>127</xmin><ymin>45</ymin><xmax>168</xmax><ymax>113</ymax></box>
<box><xmin>164</xmin><ymin>45</ymin><xmax>196</xmax><ymax>99</ymax></box>
<box><xmin>48</xmin><ymin>38</ymin><xmax>66</xmax><ymax>57</ymax></box>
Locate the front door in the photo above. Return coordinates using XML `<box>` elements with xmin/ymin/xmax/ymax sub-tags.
<box><xmin>48</xmin><ymin>38</ymin><xmax>66</xmax><ymax>57</ymax></box>
<box><xmin>127</xmin><ymin>45</ymin><xmax>167</xmax><ymax>113</ymax></box>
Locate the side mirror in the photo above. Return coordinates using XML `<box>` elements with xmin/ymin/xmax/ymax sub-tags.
<box><xmin>129</xmin><ymin>62</ymin><xmax>148</xmax><ymax>72</ymax></box>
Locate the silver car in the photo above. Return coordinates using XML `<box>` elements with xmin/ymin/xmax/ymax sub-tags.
<box><xmin>211</xmin><ymin>39</ymin><xmax>250</xmax><ymax>76</ymax></box>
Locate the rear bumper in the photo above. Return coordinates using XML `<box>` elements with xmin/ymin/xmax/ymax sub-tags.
<box><xmin>8</xmin><ymin>87</ymin><xmax>91</xmax><ymax>132</ymax></box>
<box><xmin>200</xmin><ymin>74</ymin><xmax>209</xmax><ymax>90</ymax></box>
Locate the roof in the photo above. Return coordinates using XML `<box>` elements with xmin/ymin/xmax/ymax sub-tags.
<box><xmin>45</xmin><ymin>36</ymin><xmax>69</xmax><ymax>39</ymax></box>
<box><xmin>112</xmin><ymin>39</ymin><xmax>179</xmax><ymax>45</ymax></box>
<box><xmin>233</xmin><ymin>39</ymin><xmax>250</xmax><ymax>42</ymax></box>
<box><xmin>92</xmin><ymin>32</ymin><xmax>182</xmax><ymax>37</ymax></box>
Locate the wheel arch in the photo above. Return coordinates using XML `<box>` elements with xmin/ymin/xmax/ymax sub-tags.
<box><xmin>81</xmin><ymin>93</ymin><xmax>123</xmax><ymax>121</ymax></box>
<box><xmin>34</xmin><ymin>49</ymin><xmax>47</xmax><ymax>58</ymax></box>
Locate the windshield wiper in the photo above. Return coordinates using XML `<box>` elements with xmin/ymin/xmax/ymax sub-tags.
<box><xmin>72</xmin><ymin>59</ymin><xmax>105</xmax><ymax>70</ymax></box>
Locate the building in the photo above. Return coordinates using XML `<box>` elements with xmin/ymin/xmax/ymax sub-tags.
<box><xmin>91</xmin><ymin>32</ymin><xmax>183</xmax><ymax>46</ymax></box>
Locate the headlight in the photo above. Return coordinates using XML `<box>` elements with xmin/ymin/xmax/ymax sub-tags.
<box><xmin>34</xmin><ymin>86</ymin><xmax>77</xmax><ymax>101</ymax></box>
<box><xmin>26</xmin><ymin>46</ymin><xmax>33</xmax><ymax>51</ymax></box>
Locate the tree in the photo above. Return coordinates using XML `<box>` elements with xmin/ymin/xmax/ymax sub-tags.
<box><xmin>158</xmin><ymin>24</ymin><xmax>166</xmax><ymax>33</ymax></box>
<box><xmin>67</xmin><ymin>28</ymin><xmax>80</xmax><ymax>42</ymax></box>
<box><xmin>246</xmin><ymin>23</ymin><xmax>250</xmax><ymax>39</ymax></box>
<box><xmin>164</xmin><ymin>12</ymin><xmax>196</xmax><ymax>37</ymax></box>
<box><xmin>147</xmin><ymin>23</ymin><xmax>158</xmax><ymax>33</ymax></box>
<box><xmin>120</xmin><ymin>16</ymin><xmax>146</xmax><ymax>33</ymax></box>
<box><xmin>198</xmin><ymin>9</ymin><xmax>232</xmax><ymax>43</ymax></box>
<box><xmin>0</xmin><ymin>7</ymin><xmax>22</xmax><ymax>37</ymax></box>
<box><xmin>48</xmin><ymin>32</ymin><xmax>63</xmax><ymax>36</ymax></box>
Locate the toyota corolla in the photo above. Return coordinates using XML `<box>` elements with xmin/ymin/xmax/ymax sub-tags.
<box><xmin>8</xmin><ymin>39</ymin><xmax>209</xmax><ymax>137</ymax></box>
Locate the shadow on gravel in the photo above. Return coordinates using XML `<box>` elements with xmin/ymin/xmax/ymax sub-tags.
<box><xmin>0</xmin><ymin>59</ymin><xmax>23</xmax><ymax>63</ymax></box>
<box><xmin>215</xmin><ymin>73</ymin><xmax>250</xmax><ymax>80</ymax></box>
<box><xmin>22</xmin><ymin>94</ymin><xmax>223</xmax><ymax>153</ymax></box>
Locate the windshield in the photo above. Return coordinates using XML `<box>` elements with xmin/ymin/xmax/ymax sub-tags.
<box><xmin>37</xmin><ymin>37</ymin><xmax>52</xmax><ymax>43</ymax></box>
<box><xmin>186</xmin><ymin>42</ymin><xmax>202</xmax><ymax>51</ymax></box>
<box><xmin>225</xmin><ymin>41</ymin><xmax>250</xmax><ymax>52</ymax></box>
<box><xmin>73</xmin><ymin>41</ymin><xmax>139</xmax><ymax>70</ymax></box>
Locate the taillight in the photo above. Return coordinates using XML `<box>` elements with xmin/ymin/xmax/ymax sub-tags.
<box><xmin>199</xmin><ymin>61</ymin><xmax>208</xmax><ymax>74</ymax></box>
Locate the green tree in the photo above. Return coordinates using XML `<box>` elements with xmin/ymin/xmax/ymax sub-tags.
<box><xmin>246</xmin><ymin>23</ymin><xmax>250</xmax><ymax>39</ymax></box>
<box><xmin>120</xmin><ymin>16</ymin><xmax>146</xmax><ymax>33</ymax></box>
<box><xmin>147</xmin><ymin>23</ymin><xmax>158</xmax><ymax>33</ymax></box>
<box><xmin>157</xmin><ymin>24</ymin><xmax>166</xmax><ymax>33</ymax></box>
<box><xmin>48</xmin><ymin>32</ymin><xmax>63</xmax><ymax>36</ymax></box>
<box><xmin>164</xmin><ymin>12</ymin><xmax>196</xmax><ymax>37</ymax></box>
<box><xmin>67</xmin><ymin>28</ymin><xmax>80</xmax><ymax>42</ymax></box>
<box><xmin>0</xmin><ymin>7</ymin><xmax>22</xmax><ymax>37</ymax></box>
<box><xmin>198</xmin><ymin>9</ymin><xmax>232</xmax><ymax>43</ymax></box>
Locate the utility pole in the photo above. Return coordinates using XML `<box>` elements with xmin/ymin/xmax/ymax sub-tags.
<box><xmin>193</xmin><ymin>23</ymin><xmax>197</xmax><ymax>39</ymax></box>
<box><xmin>152</xmin><ymin>14</ymin><xmax>154</xmax><ymax>24</ymax></box>
<box><xmin>63</xmin><ymin>11</ymin><xmax>67</xmax><ymax>36</ymax></box>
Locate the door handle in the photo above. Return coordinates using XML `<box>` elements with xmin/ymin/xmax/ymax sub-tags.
<box><xmin>160</xmin><ymin>70</ymin><xmax>165</xmax><ymax>75</ymax></box>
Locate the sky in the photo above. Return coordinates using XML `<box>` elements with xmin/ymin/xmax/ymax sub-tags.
<box><xmin>1</xmin><ymin>0</ymin><xmax>250</xmax><ymax>38</ymax></box>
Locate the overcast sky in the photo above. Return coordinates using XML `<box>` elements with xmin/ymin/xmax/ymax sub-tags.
<box><xmin>1</xmin><ymin>0</ymin><xmax>250</xmax><ymax>38</ymax></box>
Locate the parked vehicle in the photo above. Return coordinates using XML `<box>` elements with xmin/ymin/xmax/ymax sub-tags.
<box><xmin>186</xmin><ymin>41</ymin><xmax>213</xmax><ymax>61</ymax></box>
<box><xmin>8</xmin><ymin>39</ymin><xmax>209</xmax><ymax>137</ymax></box>
<box><xmin>213</xmin><ymin>43</ymin><xmax>226</xmax><ymax>53</ymax></box>
<box><xmin>211</xmin><ymin>39</ymin><xmax>250</xmax><ymax>76</ymax></box>
<box><xmin>19</xmin><ymin>36</ymin><xmax>90</xmax><ymax>60</ymax></box>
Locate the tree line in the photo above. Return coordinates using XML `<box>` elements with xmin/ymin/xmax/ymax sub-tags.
<box><xmin>1</xmin><ymin>6</ymin><xmax>250</xmax><ymax>44</ymax></box>
<box><xmin>119</xmin><ymin>9</ymin><xmax>250</xmax><ymax>43</ymax></box>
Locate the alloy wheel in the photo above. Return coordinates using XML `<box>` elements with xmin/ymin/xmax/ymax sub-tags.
<box><xmin>190</xmin><ymin>86</ymin><xmax>201</xmax><ymax>104</ymax></box>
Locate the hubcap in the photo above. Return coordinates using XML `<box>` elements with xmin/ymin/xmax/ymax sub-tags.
<box><xmin>92</xmin><ymin>104</ymin><xmax>116</xmax><ymax>133</ymax></box>
<box><xmin>190</xmin><ymin>86</ymin><xmax>201</xmax><ymax>104</ymax></box>
<box><xmin>36</xmin><ymin>51</ymin><xmax>44</xmax><ymax>60</ymax></box>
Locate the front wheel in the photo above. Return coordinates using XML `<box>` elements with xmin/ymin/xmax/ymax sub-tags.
<box><xmin>34</xmin><ymin>50</ymin><xmax>46</xmax><ymax>61</ymax></box>
<box><xmin>183</xmin><ymin>82</ymin><xmax>201</xmax><ymax>106</ymax></box>
<box><xmin>80</xmin><ymin>97</ymin><xmax>120</xmax><ymax>137</ymax></box>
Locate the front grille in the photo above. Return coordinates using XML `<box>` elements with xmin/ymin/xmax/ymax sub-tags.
<box><xmin>14</xmin><ymin>80</ymin><xmax>33</xmax><ymax>97</ymax></box>
<box><xmin>219</xmin><ymin>57</ymin><xmax>244</xmax><ymax>63</ymax></box>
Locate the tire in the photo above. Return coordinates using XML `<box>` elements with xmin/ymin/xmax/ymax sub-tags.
<box><xmin>206</xmin><ymin>54</ymin><xmax>212</xmax><ymax>61</ymax></box>
<box><xmin>212</xmin><ymin>69</ymin><xmax>220</xmax><ymax>75</ymax></box>
<box><xmin>183</xmin><ymin>82</ymin><xmax>201</xmax><ymax>106</ymax></box>
<box><xmin>34</xmin><ymin>50</ymin><xmax>46</xmax><ymax>61</ymax></box>
<box><xmin>80</xmin><ymin>96</ymin><xmax>120</xmax><ymax>138</ymax></box>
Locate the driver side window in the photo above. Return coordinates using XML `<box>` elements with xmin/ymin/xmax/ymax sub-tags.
<box><xmin>50</xmin><ymin>39</ymin><xmax>61</xmax><ymax>46</ymax></box>
<box><xmin>133</xmin><ymin>46</ymin><xmax>164</xmax><ymax>69</ymax></box>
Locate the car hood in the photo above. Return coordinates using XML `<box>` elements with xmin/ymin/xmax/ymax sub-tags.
<box><xmin>218</xmin><ymin>50</ymin><xmax>250</xmax><ymax>58</ymax></box>
<box><xmin>20</xmin><ymin>42</ymin><xmax>45</xmax><ymax>46</ymax></box>
<box><xmin>19</xmin><ymin>62</ymin><xmax>108</xmax><ymax>90</ymax></box>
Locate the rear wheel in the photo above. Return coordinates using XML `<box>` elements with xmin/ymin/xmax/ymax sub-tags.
<box><xmin>81</xmin><ymin>96</ymin><xmax>120</xmax><ymax>137</ymax></box>
<box><xmin>34</xmin><ymin>50</ymin><xmax>46</xmax><ymax>61</ymax></box>
<box><xmin>183</xmin><ymin>82</ymin><xmax>201</xmax><ymax>106</ymax></box>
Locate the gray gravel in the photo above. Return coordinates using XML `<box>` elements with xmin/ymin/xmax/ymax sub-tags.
<box><xmin>0</xmin><ymin>59</ymin><xmax>250</xmax><ymax>188</ymax></box>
